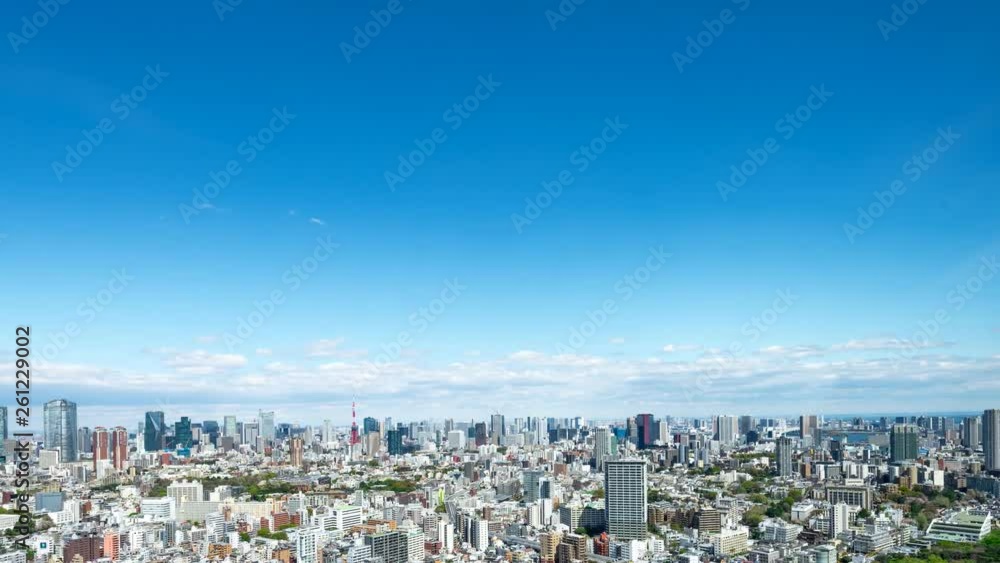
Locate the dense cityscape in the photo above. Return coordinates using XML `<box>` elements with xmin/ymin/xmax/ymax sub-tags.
<box><xmin>2</xmin><ymin>402</ymin><xmax>1000</xmax><ymax>563</ymax></box>
<box><xmin>3</xmin><ymin>2</ymin><xmax>996</xmax><ymax>563</ymax></box>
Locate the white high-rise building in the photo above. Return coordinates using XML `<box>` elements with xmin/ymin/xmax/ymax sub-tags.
<box><xmin>242</xmin><ymin>422</ymin><xmax>259</xmax><ymax>448</ymax></box>
<box><xmin>605</xmin><ymin>459</ymin><xmax>647</xmax><ymax>539</ymax></box>
<box><xmin>716</xmin><ymin>415</ymin><xmax>738</xmax><ymax>445</ymax></box>
<box><xmin>405</xmin><ymin>528</ymin><xmax>425</xmax><ymax>561</ymax></box>
<box><xmin>295</xmin><ymin>527</ymin><xmax>321</xmax><ymax>563</ymax></box>
<box><xmin>536</xmin><ymin>416</ymin><xmax>548</xmax><ymax>445</ymax></box>
<box><xmin>323</xmin><ymin>420</ymin><xmax>334</xmax><ymax>444</ymax></box>
<box><xmin>776</xmin><ymin>436</ymin><xmax>794</xmax><ymax>477</ymax></box>
<box><xmin>140</xmin><ymin>497</ymin><xmax>177</xmax><ymax>521</ymax></box>
<box><xmin>526</xmin><ymin>502</ymin><xmax>542</xmax><ymax>527</ymax></box>
<box><xmin>711</xmin><ymin>526</ymin><xmax>749</xmax><ymax>557</ymax></box>
<box><xmin>447</xmin><ymin>430</ymin><xmax>465</xmax><ymax>450</ymax></box>
<box><xmin>330</xmin><ymin>504</ymin><xmax>363</xmax><ymax>531</ymax></box>
<box><xmin>964</xmin><ymin>416</ymin><xmax>982</xmax><ymax>449</ymax></box>
<box><xmin>223</xmin><ymin>415</ymin><xmax>237</xmax><ymax>438</ymax></box>
<box><xmin>984</xmin><ymin>409</ymin><xmax>1000</xmax><ymax>471</ymax></box>
<box><xmin>830</xmin><ymin>503</ymin><xmax>854</xmax><ymax>538</ymax></box>
<box><xmin>167</xmin><ymin>481</ymin><xmax>203</xmax><ymax>503</ymax></box>
<box><xmin>259</xmin><ymin>411</ymin><xmax>275</xmax><ymax>442</ymax></box>
<box><xmin>470</xmin><ymin>519</ymin><xmax>489</xmax><ymax>551</ymax></box>
<box><xmin>437</xmin><ymin>521</ymin><xmax>454</xmax><ymax>553</ymax></box>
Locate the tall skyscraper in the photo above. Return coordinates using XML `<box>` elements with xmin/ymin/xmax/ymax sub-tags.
<box><xmin>242</xmin><ymin>422</ymin><xmax>259</xmax><ymax>449</ymax></box>
<box><xmin>984</xmin><ymin>409</ymin><xmax>1000</xmax><ymax>471</ymax></box>
<box><xmin>523</xmin><ymin>470</ymin><xmax>545</xmax><ymax>502</ymax></box>
<box><xmin>290</xmin><ymin>437</ymin><xmax>305</xmax><ymax>467</ymax></box>
<box><xmin>175</xmin><ymin>417</ymin><xmax>193</xmax><ymax>449</ymax></box>
<box><xmin>594</xmin><ymin>426</ymin><xmax>613</xmax><ymax>472</ymax></box>
<box><xmin>78</xmin><ymin>426</ymin><xmax>92</xmax><ymax>454</ymax></box>
<box><xmin>259</xmin><ymin>411</ymin><xmax>275</xmax><ymax>442</ymax></box>
<box><xmin>738</xmin><ymin>415</ymin><xmax>755</xmax><ymax>436</ymax></box>
<box><xmin>144</xmin><ymin>411</ymin><xmax>165</xmax><ymax>451</ymax></box>
<box><xmin>604</xmin><ymin>460</ymin><xmax>647</xmax><ymax>540</ymax></box>
<box><xmin>890</xmin><ymin>424</ymin><xmax>919</xmax><ymax>463</ymax></box>
<box><xmin>223</xmin><ymin>415</ymin><xmax>237</xmax><ymax>438</ymax></box>
<box><xmin>43</xmin><ymin>399</ymin><xmax>78</xmax><ymax>463</ymax></box>
<box><xmin>635</xmin><ymin>413</ymin><xmax>654</xmax><ymax>449</ymax></box>
<box><xmin>963</xmin><ymin>416</ymin><xmax>982</xmax><ymax>450</ymax></box>
<box><xmin>716</xmin><ymin>415</ymin><xmax>738</xmax><ymax>445</ymax></box>
<box><xmin>799</xmin><ymin>415</ymin><xmax>819</xmax><ymax>445</ymax></box>
<box><xmin>387</xmin><ymin>429</ymin><xmax>404</xmax><ymax>455</ymax></box>
<box><xmin>830</xmin><ymin>438</ymin><xmax>843</xmax><ymax>462</ymax></box>
<box><xmin>363</xmin><ymin>417</ymin><xmax>379</xmax><ymax>434</ymax></box>
<box><xmin>111</xmin><ymin>426</ymin><xmax>128</xmax><ymax>469</ymax></box>
<box><xmin>490</xmin><ymin>414</ymin><xmax>505</xmax><ymax>441</ymax></box>
<box><xmin>536</xmin><ymin>417</ymin><xmax>549</xmax><ymax>445</ymax></box>
<box><xmin>0</xmin><ymin>406</ymin><xmax>7</xmax><ymax>441</ymax></box>
<box><xmin>474</xmin><ymin>422</ymin><xmax>487</xmax><ymax>446</ymax></box>
<box><xmin>322</xmin><ymin>420</ymin><xmax>333</xmax><ymax>444</ymax></box>
<box><xmin>202</xmin><ymin>420</ymin><xmax>219</xmax><ymax>435</ymax></box>
<box><xmin>93</xmin><ymin>427</ymin><xmax>110</xmax><ymax>470</ymax></box>
<box><xmin>775</xmin><ymin>436</ymin><xmax>793</xmax><ymax>477</ymax></box>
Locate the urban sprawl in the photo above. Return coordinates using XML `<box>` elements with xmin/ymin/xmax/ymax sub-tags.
<box><xmin>3</xmin><ymin>402</ymin><xmax>1000</xmax><ymax>563</ymax></box>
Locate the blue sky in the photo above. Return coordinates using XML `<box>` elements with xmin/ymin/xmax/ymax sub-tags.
<box><xmin>1</xmin><ymin>0</ymin><xmax>997</xmax><ymax>428</ymax></box>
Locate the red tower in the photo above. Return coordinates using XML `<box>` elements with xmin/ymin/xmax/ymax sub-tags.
<box><xmin>350</xmin><ymin>401</ymin><xmax>360</xmax><ymax>446</ymax></box>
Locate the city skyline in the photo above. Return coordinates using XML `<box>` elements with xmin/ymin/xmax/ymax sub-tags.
<box><xmin>13</xmin><ymin>399</ymin><xmax>998</xmax><ymax>436</ymax></box>
<box><xmin>2</xmin><ymin>1</ymin><xmax>998</xmax><ymax>424</ymax></box>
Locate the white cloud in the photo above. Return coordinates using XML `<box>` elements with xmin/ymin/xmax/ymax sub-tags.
<box><xmin>255</xmin><ymin>348</ymin><xmax>273</xmax><ymax>356</ymax></box>
<box><xmin>309</xmin><ymin>217</ymin><xmax>326</xmax><ymax>226</ymax></box>
<box><xmin>831</xmin><ymin>337</ymin><xmax>951</xmax><ymax>352</ymax></box>
<box><xmin>508</xmin><ymin>350</ymin><xmax>544</xmax><ymax>362</ymax></box>
<box><xmin>758</xmin><ymin>344</ymin><xmax>825</xmax><ymax>358</ymax></box>
<box><xmin>306</xmin><ymin>338</ymin><xmax>367</xmax><ymax>358</ymax></box>
<box><xmin>662</xmin><ymin>344</ymin><xmax>701</xmax><ymax>353</ymax></box>
<box><xmin>162</xmin><ymin>350</ymin><xmax>247</xmax><ymax>375</ymax></box>
<box><xmin>32</xmin><ymin>336</ymin><xmax>1000</xmax><ymax>424</ymax></box>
